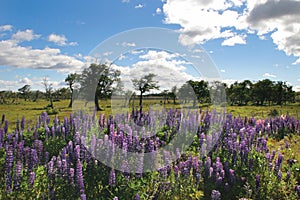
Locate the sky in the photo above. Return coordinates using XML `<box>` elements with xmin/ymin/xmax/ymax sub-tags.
<box><xmin>0</xmin><ymin>0</ymin><xmax>300</xmax><ymax>92</ymax></box>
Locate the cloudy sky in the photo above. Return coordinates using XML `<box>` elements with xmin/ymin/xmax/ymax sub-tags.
<box><xmin>0</xmin><ymin>0</ymin><xmax>300</xmax><ymax>92</ymax></box>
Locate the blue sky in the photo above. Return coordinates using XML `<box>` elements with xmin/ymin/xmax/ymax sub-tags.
<box><xmin>0</xmin><ymin>0</ymin><xmax>300</xmax><ymax>92</ymax></box>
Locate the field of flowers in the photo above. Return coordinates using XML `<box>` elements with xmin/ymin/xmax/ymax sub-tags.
<box><xmin>0</xmin><ymin>108</ymin><xmax>300</xmax><ymax>199</ymax></box>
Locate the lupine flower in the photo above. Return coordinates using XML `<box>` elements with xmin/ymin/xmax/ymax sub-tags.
<box><xmin>113</xmin><ymin>197</ymin><xmax>119</xmax><ymax>200</ymax></box>
<box><xmin>29</xmin><ymin>172</ymin><xmax>35</xmax><ymax>187</ymax></box>
<box><xmin>277</xmin><ymin>170</ymin><xmax>282</xmax><ymax>181</ymax></box>
<box><xmin>174</xmin><ymin>165</ymin><xmax>179</xmax><ymax>180</ymax></box>
<box><xmin>80</xmin><ymin>194</ymin><xmax>86</xmax><ymax>200</ymax></box>
<box><xmin>134</xmin><ymin>193</ymin><xmax>140</xmax><ymax>200</ymax></box>
<box><xmin>109</xmin><ymin>169</ymin><xmax>116</xmax><ymax>186</ymax></box>
<box><xmin>256</xmin><ymin>174</ymin><xmax>260</xmax><ymax>192</ymax></box>
<box><xmin>295</xmin><ymin>185</ymin><xmax>300</xmax><ymax>198</ymax></box>
<box><xmin>286</xmin><ymin>171</ymin><xmax>291</xmax><ymax>182</ymax></box>
<box><xmin>76</xmin><ymin>159</ymin><xmax>85</xmax><ymax>194</ymax></box>
<box><xmin>211</xmin><ymin>190</ymin><xmax>221</xmax><ymax>200</ymax></box>
<box><xmin>229</xmin><ymin>169</ymin><xmax>235</xmax><ymax>184</ymax></box>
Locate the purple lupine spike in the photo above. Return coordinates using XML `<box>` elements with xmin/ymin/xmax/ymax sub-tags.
<box><xmin>14</xmin><ymin>160</ymin><xmax>22</xmax><ymax>190</ymax></box>
<box><xmin>76</xmin><ymin>159</ymin><xmax>85</xmax><ymax>194</ymax></box>
<box><xmin>174</xmin><ymin>165</ymin><xmax>179</xmax><ymax>180</ymax></box>
<box><xmin>5</xmin><ymin>145</ymin><xmax>14</xmax><ymax>173</ymax></box>
<box><xmin>0</xmin><ymin>128</ymin><xmax>4</xmax><ymax>148</ymax></box>
<box><xmin>4</xmin><ymin>120</ymin><xmax>8</xmax><ymax>134</ymax></box>
<box><xmin>75</xmin><ymin>145</ymin><xmax>80</xmax><ymax>160</ymax></box>
<box><xmin>113</xmin><ymin>197</ymin><xmax>119</xmax><ymax>200</ymax></box>
<box><xmin>205</xmin><ymin>157</ymin><xmax>211</xmax><ymax>175</ymax></box>
<box><xmin>229</xmin><ymin>169</ymin><xmax>235</xmax><ymax>184</ymax></box>
<box><xmin>80</xmin><ymin>194</ymin><xmax>86</xmax><ymax>200</ymax></box>
<box><xmin>69</xmin><ymin>167</ymin><xmax>75</xmax><ymax>185</ymax></box>
<box><xmin>134</xmin><ymin>193</ymin><xmax>140</xmax><ymax>200</ymax></box>
<box><xmin>31</xmin><ymin>149</ymin><xmax>38</xmax><ymax>167</ymax></box>
<box><xmin>211</xmin><ymin>190</ymin><xmax>221</xmax><ymax>200</ymax></box>
<box><xmin>295</xmin><ymin>185</ymin><xmax>300</xmax><ymax>198</ymax></box>
<box><xmin>29</xmin><ymin>172</ymin><xmax>35</xmax><ymax>187</ymax></box>
<box><xmin>216</xmin><ymin>176</ymin><xmax>223</xmax><ymax>187</ymax></box>
<box><xmin>277</xmin><ymin>170</ymin><xmax>282</xmax><ymax>181</ymax></box>
<box><xmin>286</xmin><ymin>171</ymin><xmax>291</xmax><ymax>181</ymax></box>
<box><xmin>47</xmin><ymin>159</ymin><xmax>54</xmax><ymax>175</ymax></box>
<box><xmin>209</xmin><ymin>167</ymin><xmax>214</xmax><ymax>178</ymax></box>
<box><xmin>109</xmin><ymin>169</ymin><xmax>116</xmax><ymax>186</ymax></box>
<box><xmin>255</xmin><ymin>174</ymin><xmax>260</xmax><ymax>192</ymax></box>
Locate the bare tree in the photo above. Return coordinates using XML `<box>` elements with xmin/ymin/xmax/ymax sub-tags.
<box><xmin>42</xmin><ymin>76</ymin><xmax>53</xmax><ymax>108</ymax></box>
<box><xmin>132</xmin><ymin>73</ymin><xmax>159</xmax><ymax>112</ymax></box>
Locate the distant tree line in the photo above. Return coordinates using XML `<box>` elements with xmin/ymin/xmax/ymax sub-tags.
<box><xmin>0</xmin><ymin>63</ymin><xmax>297</xmax><ymax>108</ymax></box>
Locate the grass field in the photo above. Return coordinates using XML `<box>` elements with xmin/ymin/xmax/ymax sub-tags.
<box><xmin>1</xmin><ymin>99</ymin><xmax>300</xmax><ymax>127</ymax></box>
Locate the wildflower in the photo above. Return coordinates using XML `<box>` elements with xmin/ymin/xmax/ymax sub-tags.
<box><xmin>211</xmin><ymin>190</ymin><xmax>221</xmax><ymax>200</ymax></box>
<box><xmin>255</xmin><ymin>174</ymin><xmax>260</xmax><ymax>192</ymax></box>
<box><xmin>134</xmin><ymin>193</ymin><xmax>140</xmax><ymax>200</ymax></box>
<box><xmin>109</xmin><ymin>169</ymin><xmax>116</xmax><ymax>186</ymax></box>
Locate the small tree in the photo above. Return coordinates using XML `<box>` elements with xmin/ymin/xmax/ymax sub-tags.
<box><xmin>132</xmin><ymin>73</ymin><xmax>159</xmax><ymax>112</ymax></box>
<box><xmin>42</xmin><ymin>77</ymin><xmax>53</xmax><ymax>108</ymax></box>
<box><xmin>65</xmin><ymin>73</ymin><xmax>78</xmax><ymax>107</ymax></box>
<box><xmin>18</xmin><ymin>84</ymin><xmax>31</xmax><ymax>101</ymax></box>
<box><xmin>170</xmin><ymin>86</ymin><xmax>177</xmax><ymax>105</ymax></box>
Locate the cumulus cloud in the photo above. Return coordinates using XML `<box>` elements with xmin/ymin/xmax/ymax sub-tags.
<box><xmin>263</xmin><ymin>73</ymin><xmax>276</xmax><ymax>78</ymax></box>
<box><xmin>0</xmin><ymin>39</ymin><xmax>84</xmax><ymax>73</ymax></box>
<box><xmin>0</xmin><ymin>25</ymin><xmax>13</xmax><ymax>32</ymax></box>
<box><xmin>111</xmin><ymin>50</ymin><xmax>198</xmax><ymax>93</ymax></box>
<box><xmin>122</xmin><ymin>42</ymin><xmax>136</xmax><ymax>47</ymax></box>
<box><xmin>122</xmin><ymin>0</ymin><xmax>130</xmax><ymax>3</ymax></box>
<box><xmin>48</xmin><ymin>33</ymin><xmax>77</xmax><ymax>46</ymax></box>
<box><xmin>156</xmin><ymin>8</ymin><xmax>162</xmax><ymax>14</ymax></box>
<box><xmin>135</xmin><ymin>4</ymin><xmax>144</xmax><ymax>9</ymax></box>
<box><xmin>12</xmin><ymin>29</ymin><xmax>40</xmax><ymax>42</ymax></box>
<box><xmin>293</xmin><ymin>85</ymin><xmax>300</xmax><ymax>92</ymax></box>
<box><xmin>222</xmin><ymin>34</ymin><xmax>247</xmax><ymax>46</ymax></box>
<box><xmin>162</xmin><ymin>0</ymin><xmax>300</xmax><ymax>63</ymax></box>
<box><xmin>0</xmin><ymin>77</ymin><xmax>34</xmax><ymax>91</ymax></box>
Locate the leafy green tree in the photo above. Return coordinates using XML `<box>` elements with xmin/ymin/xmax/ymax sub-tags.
<box><xmin>132</xmin><ymin>73</ymin><xmax>159</xmax><ymax>112</ymax></box>
<box><xmin>18</xmin><ymin>84</ymin><xmax>31</xmax><ymax>101</ymax></box>
<box><xmin>79</xmin><ymin>63</ymin><xmax>121</xmax><ymax>111</ymax></box>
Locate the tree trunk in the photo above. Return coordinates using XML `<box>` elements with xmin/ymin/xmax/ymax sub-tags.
<box><xmin>94</xmin><ymin>94</ymin><xmax>102</xmax><ymax>111</ymax></box>
<box><xmin>139</xmin><ymin>91</ymin><xmax>143</xmax><ymax>113</ymax></box>
<box><xmin>68</xmin><ymin>89</ymin><xmax>73</xmax><ymax>108</ymax></box>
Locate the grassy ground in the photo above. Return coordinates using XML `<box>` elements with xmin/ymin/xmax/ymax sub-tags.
<box><xmin>1</xmin><ymin>99</ymin><xmax>300</xmax><ymax>126</ymax></box>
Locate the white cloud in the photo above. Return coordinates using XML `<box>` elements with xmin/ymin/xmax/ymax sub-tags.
<box><xmin>293</xmin><ymin>85</ymin><xmax>300</xmax><ymax>92</ymax></box>
<box><xmin>222</xmin><ymin>79</ymin><xmax>238</xmax><ymax>86</ymax></box>
<box><xmin>122</xmin><ymin>42</ymin><xmax>136</xmax><ymax>47</ymax></box>
<box><xmin>111</xmin><ymin>50</ymin><xmax>198</xmax><ymax>92</ymax></box>
<box><xmin>0</xmin><ymin>77</ymin><xmax>34</xmax><ymax>91</ymax></box>
<box><xmin>48</xmin><ymin>34</ymin><xmax>77</xmax><ymax>46</ymax></box>
<box><xmin>122</xmin><ymin>0</ymin><xmax>130</xmax><ymax>3</ymax></box>
<box><xmin>19</xmin><ymin>77</ymin><xmax>33</xmax><ymax>85</ymax></box>
<box><xmin>156</xmin><ymin>8</ymin><xmax>162</xmax><ymax>14</ymax></box>
<box><xmin>162</xmin><ymin>0</ymin><xmax>300</xmax><ymax>63</ymax></box>
<box><xmin>263</xmin><ymin>73</ymin><xmax>276</xmax><ymax>78</ymax></box>
<box><xmin>222</xmin><ymin>34</ymin><xmax>246</xmax><ymax>46</ymax></box>
<box><xmin>0</xmin><ymin>39</ymin><xmax>85</xmax><ymax>73</ymax></box>
<box><xmin>135</xmin><ymin>4</ymin><xmax>144</xmax><ymax>9</ymax></box>
<box><xmin>12</xmin><ymin>29</ymin><xmax>40</xmax><ymax>42</ymax></box>
<box><xmin>292</xmin><ymin>57</ymin><xmax>300</xmax><ymax>65</ymax></box>
<box><xmin>220</xmin><ymin>69</ymin><xmax>226</xmax><ymax>73</ymax></box>
<box><xmin>0</xmin><ymin>25</ymin><xmax>13</xmax><ymax>32</ymax></box>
